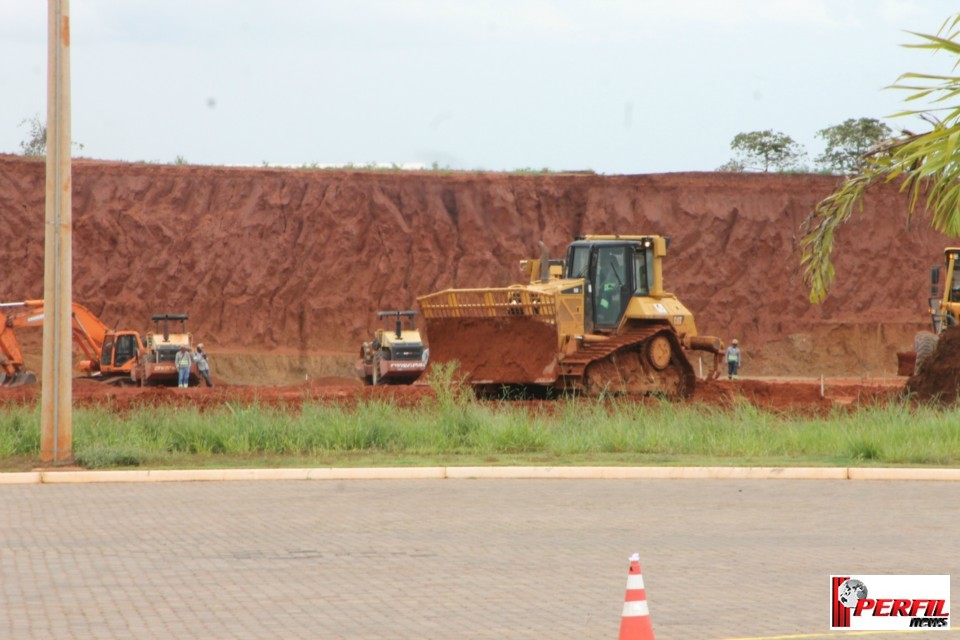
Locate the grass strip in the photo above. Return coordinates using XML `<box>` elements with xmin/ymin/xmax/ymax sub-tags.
<box><xmin>0</xmin><ymin>394</ymin><xmax>958</xmax><ymax>471</ymax></box>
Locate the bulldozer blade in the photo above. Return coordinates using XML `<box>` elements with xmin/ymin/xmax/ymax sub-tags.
<box><xmin>423</xmin><ymin>316</ymin><xmax>560</xmax><ymax>385</ymax></box>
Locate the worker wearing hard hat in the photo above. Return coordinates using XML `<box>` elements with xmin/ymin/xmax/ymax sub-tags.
<box><xmin>175</xmin><ymin>345</ymin><xmax>193</xmax><ymax>388</ymax></box>
<box><xmin>194</xmin><ymin>343</ymin><xmax>213</xmax><ymax>387</ymax></box>
<box><xmin>725</xmin><ymin>339</ymin><xmax>742</xmax><ymax>380</ymax></box>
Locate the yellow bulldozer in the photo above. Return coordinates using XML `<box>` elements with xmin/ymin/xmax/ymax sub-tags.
<box><xmin>898</xmin><ymin>247</ymin><xmax>960</xmax><ymax>375</ymax></box>
<box><xmin>417</xmin><ymin>235</ymin><xmax>724</xmax><ymax>398</ymax></box>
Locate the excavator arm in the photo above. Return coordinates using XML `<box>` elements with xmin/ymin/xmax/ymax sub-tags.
<box><xmin>6</xmin><ymin>300</ymin><xmax>112</xmax><ymax>366</ymax></box>
<box><xmin>0</xmin><ymin>300</ymin><xmax>142</xmax><ymax>386</ymax></box>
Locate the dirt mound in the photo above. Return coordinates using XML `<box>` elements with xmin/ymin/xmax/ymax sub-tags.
<box><xmin>424</xmin><ymin>316</ymin><xmax>560</xmax><ymax>383</ymax></box>
<box><xmin>906</xmin><ymin>326</ymin><xmax>960</xmax><ymax>402</ymax></box>
<box><xmin>695</xmin><ymin>378</ymin><xmax>898</xmax><ymax>412</ymax></box>
<box><xmin>0</xmin><ymin>155</ymin><xmax>947</xmax><ymax>381</ymax></box>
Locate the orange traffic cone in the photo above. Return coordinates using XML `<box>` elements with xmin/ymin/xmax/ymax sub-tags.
<box><xmin>618</xmin><ymin>553</ymin><xmax>655</xmax><ymax>640</ymax></box>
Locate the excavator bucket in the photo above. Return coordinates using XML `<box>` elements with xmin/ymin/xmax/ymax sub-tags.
<box><xmin>2</xmin><ymin>370</ymin><xmax>38</xmax><ymax>387</ymax></box>
<box><xmin>418</xmin><ymin>289</ymin><xmax>561</xmax><ymax>385</ymax></box>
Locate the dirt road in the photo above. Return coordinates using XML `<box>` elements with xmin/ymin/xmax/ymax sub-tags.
<box><xmin>0</xmin><ymin>376</ymin><xmax>903</xmax><ymax>413</ymax></box>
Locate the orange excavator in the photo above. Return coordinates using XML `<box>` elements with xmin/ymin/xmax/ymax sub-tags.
<box><xmin>0</xmin><ymin>300</ymin><xmax>144</xmax><ymax>386</ymax></box>
<box><xmin>0</xmin><ymin>300</ymin><xmax>198</xmax><ymax>387</ymax></box>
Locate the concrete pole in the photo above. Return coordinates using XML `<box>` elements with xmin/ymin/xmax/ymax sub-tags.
<box><xmin>40</xmin><ymin>0</ymin><xmax>72</xmax><ymax>462</ymax></box>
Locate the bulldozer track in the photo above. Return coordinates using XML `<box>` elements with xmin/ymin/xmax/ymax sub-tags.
<box><xmin>558</xmin><ymin>324</ymin><xmax>695</xmax><ymax>397</ymax></box>
<box><xmin>558</xmin><ymin>325</ymin><xmax>662</xmax><ymax>378</ymax></box>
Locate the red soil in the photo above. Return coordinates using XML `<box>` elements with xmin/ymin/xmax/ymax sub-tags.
<box><xmin>424</xmin><ymin>316</ymin><xmax>561</xmax><ymax>384</ymax></box>
<box><xmin>907</xmin><ymin>325</ymin><xmax>960</xmax><ymax>402</ymax></box>
<box><xmin>0</xmin><ymin>154</ymin><xmax>947</xmax><ymax>410</ymax></box>
<box><xmin>0</xmin><ymin>377</ymin><xmax>901</xmax><ymax>414</ymax></box>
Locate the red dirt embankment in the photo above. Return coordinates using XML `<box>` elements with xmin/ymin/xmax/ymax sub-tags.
<box><xmin>0</xmin><ymin>155</ymin><xmax>947</xmax><ymax>381</ymax></box>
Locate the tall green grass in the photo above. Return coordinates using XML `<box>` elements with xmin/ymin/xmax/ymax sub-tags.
<box><xmin>1</xmin><ymin>394</ymin><xmax>958</xmax><ymax>470</ymax></box>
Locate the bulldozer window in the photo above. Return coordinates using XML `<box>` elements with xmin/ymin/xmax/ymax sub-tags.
<box><xmin>594</xmin><ymin>246</ymin><xmax>630</xmax><ymax>327</ymax></box>
<box><xmin>634</xmin><ymin>247</ymin><xmax>652</xmax><ymax>295</ymax></box>
<box><xmin>950</xmin><ymin>261</ymin><xmax>960</xmax><ymax>302</ymax></box>
<box><xmin>566</xmin><ymin>246</ymin><xmax>590</xmax><ymax>279</ymax></box>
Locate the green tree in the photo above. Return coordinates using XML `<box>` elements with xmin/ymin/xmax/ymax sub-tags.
<box><xmin>815</xmin><ymin>117</ymin><xmax>892</xmax><ymax>173</ymax></box>
<box><xmin>715</xmin><ymin>159</ymin><xmax>745</xmax><ymax>172</ymax></box>
<box><xmin>802</xmin><ymin>15</ymin><xmax>960</xmax><ymax>302</ymax></box>
<box><xmin>18</xmin><ymin>115</ymin><xmax>45</xmax><ymax>157</ymax></box>
<box><xmin>729</xmin><ymin>130</ymin><xmax>806</xmax><ymax>172</ymax></box>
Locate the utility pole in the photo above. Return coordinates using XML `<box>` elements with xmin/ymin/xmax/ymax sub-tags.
<box><xmin>41</xmin><ymin>0</ymin><xmax>72</xmax><ymax>462</ymax></box>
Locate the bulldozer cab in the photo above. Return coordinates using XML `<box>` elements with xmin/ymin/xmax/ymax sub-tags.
<box><xmin>930</xmin><ymin>249</ymin><xmax>960</xmax><ymax>333</ymax></box>
<box><xmin>565</xmin><ymin>237</ymin><xmax>655</xmax><ymax>330</ymax></box>
<box><xmin>945</xmin><ymin>250</ymin><xmax>960</xmax><ymax>303</ymax></box>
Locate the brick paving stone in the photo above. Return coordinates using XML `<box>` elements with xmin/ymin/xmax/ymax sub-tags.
<box><xmin>0</xmin><ymin>478</ymin><xmax>956</xmax><ymax>639</ymax></box>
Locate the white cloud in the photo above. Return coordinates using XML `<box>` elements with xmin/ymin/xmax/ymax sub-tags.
<box><xmin>880</xmin><ymin>0</ymin><xmax>931</xmax><ymax>27</ymax></box>
<box><xmin>584</xmin><ymin>0</ymin><xmax>836</xmax><ymax>28</ymax></box>
<box><xmin>0</xmin><ymin>0</ymin><xmax>45</xmax><ymax>40</ymax></box>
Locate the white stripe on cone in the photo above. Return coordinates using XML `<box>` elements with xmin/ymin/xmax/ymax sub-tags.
<box><xmin>626</xmin><ymin>574</ymin><xmax>645</xmax><ymax>590</ymax></box>
<box><xmin>622</xmin><ymin>600</ymin><xmax>650</xmax><ymax>617</ymax></box>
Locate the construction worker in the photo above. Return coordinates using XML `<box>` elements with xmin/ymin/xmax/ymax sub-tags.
<box><xmin>175</xmin><ymin>345</ymin><xmax>192</xmax><ymax>388</ymax></box>
<box><xmin>194</xmin><ymin>344</ymin><xmax>213</xmax><ymax>387</ymax></box>
<box><xmin>726</xmin><ymin>339</ymin><xmax>742</xmax><ymax>380</ymax></box>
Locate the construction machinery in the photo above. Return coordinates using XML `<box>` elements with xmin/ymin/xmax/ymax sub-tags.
<box><xmin>356</xmin><ymin>310</ymin><xmax>428</xmax><ymax>385</ymax></box>
<box><xmin>0</xmin><ymin>300</ymin><xmax>144</xmax><ymax>386</ymax></box>
<box><xmin>417</xmin><ymin>235</ymin><xmax>724</xmax><ymax>398</ymax></box>
<box><xmin>0</xmin><ymin>300</ymin><xmax>197</xmax><ymax>387</ymax></box>
<box><xmin>131</xmin><ymin>314</ymin><xmax>199</xmax><ymax>387</ymax></box>
<box><xmin>897</xmin><ymin>247</ymin><xmax>960</xmax><ymax>375</ymax></box>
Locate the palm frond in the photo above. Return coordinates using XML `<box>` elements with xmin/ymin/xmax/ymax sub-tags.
<box><xmin>802</xmin><ymin>13</ymin><xmax>960</xmax><ymax>301</ymax></box>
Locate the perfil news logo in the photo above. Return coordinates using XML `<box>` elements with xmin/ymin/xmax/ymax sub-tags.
<box><xmin>831</xmin><ymin>575</ymin><xmax>951</xmax><ymax>631</ymax></box>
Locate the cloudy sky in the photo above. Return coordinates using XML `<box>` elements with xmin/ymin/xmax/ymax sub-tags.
<box><xmin>1</xmin><ymin>0</ymin><xmax>957</xmax><ymax>174</ymax></box>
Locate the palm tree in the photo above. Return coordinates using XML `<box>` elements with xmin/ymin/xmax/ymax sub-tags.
<box><xmin>802</xmin><ymin>15</ymin><xmax>960</xmax><ymax>302</ymax></box>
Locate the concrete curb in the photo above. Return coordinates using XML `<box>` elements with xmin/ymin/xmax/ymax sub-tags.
<box><xmin>0</xmin><ymin>472</ymin><xmax>41</xmax><ymax>484</ymax></box>
<box><xmin>36</xmin><ymin>467</ymin><xmax>448</xmax><ymax>484</ymax></box>
<box><xmin>0</xmin><ymin>466</ymin><xmax>958</xmax><ymax>484</ymax></box>
<box><xmin>847</xmin><ymin>467</ymin><xmax>960</xmax><ymax>481</ymax></box>
<box><xmin>444</xmin><ymin>466</ymin><xmax>851</xmax><ymax>480</ymax></box>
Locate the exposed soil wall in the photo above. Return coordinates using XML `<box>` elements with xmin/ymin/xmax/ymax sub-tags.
<box><xmin>0</xmin><ymin>154</ymin><xmax>948</xmax><ymax>380</ymax></box>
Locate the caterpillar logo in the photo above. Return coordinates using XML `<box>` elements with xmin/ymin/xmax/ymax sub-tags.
<box><xmin>831</xmin><ymin>575</ymin><xmax>950</xmax><ymax>631</ymax></box>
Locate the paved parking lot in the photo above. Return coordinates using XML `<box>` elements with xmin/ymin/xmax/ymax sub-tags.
<box><xmin>1</xmin><ymin>477</ymin><xmax>957</xmax><ymax>639</ymax></box>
